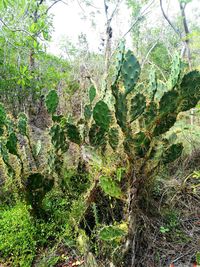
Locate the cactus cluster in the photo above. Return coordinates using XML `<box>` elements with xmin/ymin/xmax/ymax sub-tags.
<box><xmin>45</xmin><ymin>46</ymin><xmax>200</xmax><ymax>167</ymax></box>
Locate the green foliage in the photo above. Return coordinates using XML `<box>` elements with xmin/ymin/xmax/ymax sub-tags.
<box><xmin>25</xmin><ymin>173</ymin><xmax>54</xmax><ymax>217</ymax></box>
<box><xmin>99</xmin><ymin>225</ymin><xmax>126</xmax><ymax>241</ymax></box>
<box><xmin>196</xmin><ymin>251</ymin><xmax>200</xmax><ymax>265</ymax></box>
<box><xmin>99</xmin><ymin>176</ymin><xmax>123</xmax><ymax>199</ymax></box>
<box><xmin>0</xmin><ymin>202</ymin><xmax>36</xmax><ymax>266</ymax></box>
<box><xmin>0</xmin><ymin>103</ymin><xmax>6</xmax><ymax>130</ymax></box>
<box><xmin>45</xmin><ymin>89</ymin><xmax>59</xmax><ymax>114</ymax></box>
<box><xmin>18</xmin><ymin>113</ymin><xmax>28</xmax><ymax>136</ymax></box>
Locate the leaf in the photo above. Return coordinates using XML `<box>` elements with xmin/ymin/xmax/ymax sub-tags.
<box><xmin>99</xmin><ymin>225</ymin><xmax>126</xmax><ymax>241</ymax></box>
<box><xmin>45</xmin><ymin>90</ymin><xmax>59</xmax><ymax>114</ymax></box>
<box><xmin>93</xmin><ymin>101</ymin><xmax>111</xmax><ymax>130</ymax></box>
<box><xmin>99</xmin><ymin>176</ymin><xmax>123</xmax><ymax>199</ymax></box>
<box><xmin>89</xmin><ymin>86</ymin><xmax>96</xmax><ymax>103</ymax></box>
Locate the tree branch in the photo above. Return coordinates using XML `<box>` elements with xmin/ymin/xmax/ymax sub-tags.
<box><xmin>159</xmin><ymin>0</ymin><xmax>182</xmax><ymax>38</ymax></box>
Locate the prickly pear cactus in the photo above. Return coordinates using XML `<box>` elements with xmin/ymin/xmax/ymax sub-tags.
<box><xmin>45</xmin><ymin>44</ymin><xmax>200</xmax><ymax>170</ymax></box>
<box><xmin>45</xmin><ymin>89</ymin><xmax>59</xmax><ymax>114</ymax></box>
<box><xmin>121</xmin><ymin>50</ymin><xmax>140</xmax><ymax>95</ymax></box>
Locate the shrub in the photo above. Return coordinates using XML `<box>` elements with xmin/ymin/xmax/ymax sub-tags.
<box><xmin>0</xmin><ymin>202</ymin><xmax>36</xmax><ymax>266</ymax></box>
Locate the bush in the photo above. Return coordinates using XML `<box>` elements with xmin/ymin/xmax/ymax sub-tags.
<box><xmin>0</xmin><ymin>202</ymin><xmax>36</xmax><ymax>266</ymax></box>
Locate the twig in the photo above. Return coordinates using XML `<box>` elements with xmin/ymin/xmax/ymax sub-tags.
<box><xmin>160</xmin><ymin>0</ymin><xmax>182</xmax><ymax>38</ymax></box>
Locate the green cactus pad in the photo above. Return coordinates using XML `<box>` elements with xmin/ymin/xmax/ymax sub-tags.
<box><xmin>130</xmin><ymin>93</ymin><xmax>146</xmax><ymax>122</ymax></box>
<box><xmin>162</xmin><ymin>143</ymin><xmax>183</xmax><ymax>164</ymax></box>
<box><xmin>121</xmin><ymin>50</ymin><xmax>140</xmax><ymax>94</ymax></box>
<box><xmin>0</xmin><ymin>139</ymin><xmax>9</xmax><ymax>164</ymax></box>
<box><xmin>108</xmin><ymin>127</ymin><xmax>119</xmax><ymax>150</ymax></box>
<box><xmin>143</xmin><ymin>102</ymin><xmax>157</xmax><ymax>128</ymax></box>
<box><xmin>89</xmin><ymin>86</ymin><xmax>96</xmax><ymax>103</ymax></box>
<box><xmin>132</xmin><ymin>131</ymin><xmax>151</xmax><ymax>157</ymax></box>
<box><xmin>168</xmin><ymin>53</ymin><xmax>182</xmax><ymax>89</ymax></box>
<box><xmin>148</xmin><ymin>69</ymin><xmax>157</xmax><ymax>100</ymax></box>
<box><xmin>114</xmin><ymin>93</ymin><xmax>127</xmax><ymax>131</ymax></box>
<box><xmin>84</xmin><ymin>104</ymin><xmax>92</xmax><ymax>120</ymax></box>
<box><xmin>0</xmin><ymin>103</ymin><xmax>6</xmax><ymax>128</ymax></box>
<box><xmin>178</xmin><ymin>70</ymin><xmax>200</xmax><ymax>112</ymax></box>
<box><xmin>113</xmin><ymin>40</ymin><xmax>125</xmax><ymax>83</ymax></box>
<box><xmin>153</xmin><ymin>114</ymin><xmax>177</xmax><ymax>136</ymax></box>
<box><xmin>65</xmin><ymin>123</ymin><xmax>81</xmax><ymax>145</ymax></box>
<box><xmin>45</xmin><ymin>89</ymin><xmax>59</xmax><ymax>114</ymax></box>
<box><xmin>18</xmin><ymin>113</ymin><xmax>28</xmax><ymax>136</ymax></box>
<box><xmin>159</xmin><ymin>91</ymin><xmax>179</xmax><ymax>114</ymax></box>
<box><xmin>50</xmin><ymin>124</ymin><xmax>69</xmax><ymax>153</ymax></box>
<box><xmin>52</xmin><ymin>115</ymin><xmax>63</xmax><ymax>123</ymax></box>
<box><xmin>93</xmin><ymin>101</ymin><xmax>111</xmax><ymax>130</ymax></box>
<box><xmin>89</xmin><ymin>124</ymin><xmax>106</xmax><ymax>147</ymax></box>
<box><xmin>6</xmin><ymin>132</ymin><xmax>18</xmax><ymax>156</ymax></box>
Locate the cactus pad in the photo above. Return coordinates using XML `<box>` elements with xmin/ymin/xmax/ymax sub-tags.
<box><xmin>89</xmin><ymin>123</ymin><xmax>106</xmax><ymax>147</ymax></box>
<box><xmin>50</xmin><ymin>124</ymin><xmax>69</xmax><ymax>152</ymax></box>
<box><xmin>89</xmin><ymin>86</ymin><xmax>96</xmax><ymax>103</ymax></box>
<box><xmin>162</xmin><ymin>143</ymin><xmax>183</xmax><ymax>164</ymax></box>
<box><xmin>65</xmin><ymin>123</ymin><xmax>81</xmax><ymax>145</ymax></box>
<box><xmin>121</xmin><ymin>50</ymin><xmax>140</xmax><ymax>94</ymax></box>
<box><xmin>93</xmin><ymin>101</ymin><xmax>111</xmax><ymax>130</ymax></box>
<box><xmin>130</xmin><ymin>93</ymin><xmax>146</xmax><ymax>122</ymax></box>
<box><xmin>132</xmin><ymin>131</ymin><xmax>150</xmax><ymax>157</ymax></box>
<box><xmin>18</xmin><ymin>113</ymin><xmax>28</xmax><ymax>136</ymax></box>
<box><xmin>159</xmin><ymin>91</ymin><xmax>179</xmax><ymax>114</ymax></box>
<box><xmin>6</xmin><ymin>132</ymin><xmax>18</xmax><ymax>156</ymax></box>
<box><xmin>45</xmin><ymin>89</ymin><xmax>59</xmax><ymax>114</ymax></box>
<box><xmin>84</xmin><ymin>104</ymin><xmax>92</xmax><ymax>120</ymax></box>
<box><xmin>108</xmin><ymin>127</ymin><xmax>119</xmax><ymax>150</ymax></box>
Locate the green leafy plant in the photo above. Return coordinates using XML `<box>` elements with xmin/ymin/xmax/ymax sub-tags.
<box><xmin>0</xmin><ymin>202</ymin><xmax>36</xmax><ymax>266</ymax></box>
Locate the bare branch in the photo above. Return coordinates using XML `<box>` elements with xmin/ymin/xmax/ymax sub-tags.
<box><xmin>45</xmin><ymin>0</ymin><xmax>63</xmax><ymax>14</ymax></box>
<box><xmin>159</xmin><ymin>0</ymin><xmax>182</xmax><ymax>37</ymax></box>
<box><xmin>123</xmin><ymin>0</ymin><xmax>155</xmax><ymax>38</ymax></box>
